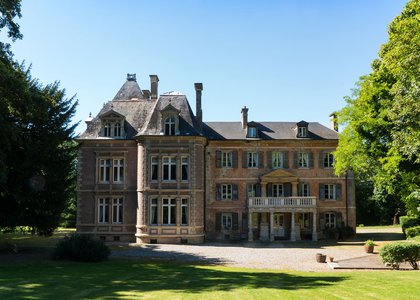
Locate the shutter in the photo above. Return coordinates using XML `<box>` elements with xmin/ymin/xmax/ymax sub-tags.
<box><xmin>242</xmin><ymin>212</ymin><xmax>248</xmax><ymax>232</ymax></box>
<box><xmin>307</xmin><ymin>183</ymin><xmax>311</xmax><ymax>196</ymax></box>
<box><xmin>232</xmin><ymin>151</ymin><xmax>238</xmax><ymax>168</ymax></box>
<box><xmin>267</xmin><ymin>151</ymin><xmax>272</xmax><ymax>168</ymax></box>
<box><xmin>216</xmin><ymin>213</ymin><xmax>221</xmax><ymax>230</ymax></box>
<box><xmin>284</xmin><ymin>183</ymin><xmax>291</xmax><ymax>196</ymax></box>
<box><xmin>320</xmin><ymin>213</ymin><xmax>326</xmax><ymax>230</ymax></box>
<box><xmin>256</xmin><ymin>183</ymin><xmax>261</xmax><ymax>197</ymax></box>
<box><xmin>216</xmin><ymin>151</ymin><xmax>222</xmax><ymax>168</ymax></box>
<box><xmin>242</xmin><ymin>151</ymin><xmax>247</xmax><ymax>168</ymax></box>
<box><xmin>258</xmin><ymin>151</ymin><xmax>264</xmax><ymax>168</ymax></box>
<box><xmin>319</xmin><ymin>151</ymin><xmax>324</xmax><ymax>169</ymax></box>
<box><xmin>293</xmin><ymin>151</ymin><xmax>298</xmax><ymax>168</ymax></box>
<box><xmin>283</xmin><ymin>151</ymin><xmax>289</xmax><ymax>168</ymax></box>
<box><xmin>232</xmin><ymin>184</ymin><xmax>238</xmax><ymax>200</ymax></box>
<box><xmin>267</xmin><ymin>183</ymin><xmax>272</xmax><ymax>197</ymax></box>
<box><xmin>336</xmin><ymin>183</ymin><xmax>342</xmax><ymax>200</ymax></box>
<box><xmin>232</xmin><ymin>213</ymin><xmax>239</xmax><ymax>230</ymax></box>
<box><xmin>309</xmin><ymin>152</ymin><xmax>314</xmax><ymax>168</ymax></box>
<box><xmin>297</xmin><ymin>183</ymin><xmax>302</xmax><ymax>197</ymax></box>
<box><xmin>336</xmin><ymin>212</ymin><xmax>343</xmax><ymax>228</ymax></box>
<box><xmin>319</xmin><ymin>184</ymin><xmax>325</xmax><ymax>199</ymax></box>
<box><xmin>216</xmin><ymin>184</ymin><xmax>221</xmax><ymax>200</ymax></box>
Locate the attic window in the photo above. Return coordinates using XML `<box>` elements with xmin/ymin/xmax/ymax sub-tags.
<box><xmin>248</xmin><ymin>127</ymin><xmax>257</xmax><ymax>138</ymax></box>
<box><xmin>164</xmin><ymin>116</ymin><xmax>176</xmax><ymax>136</ymax></box>
<box><xmin>102</xmin><ymin>120</ymin><xmax>124</xmax><ymax>138</ymax></box>
<box><xmin>297</xmin><ymin>126</ymin><xmax>307</xmax><ymax>138</ymax></box>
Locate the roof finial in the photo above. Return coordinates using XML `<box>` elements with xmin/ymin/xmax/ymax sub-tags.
<box><xmin>127</xmin><ymin>73</ymin><xmax>136</xmax><ymax>81</ymax></box>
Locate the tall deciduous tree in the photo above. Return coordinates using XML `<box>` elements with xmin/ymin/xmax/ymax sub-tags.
<box><xmin>0</xmin><ymin>0</ymin><xmax>79</xmax><ymax>234</ymax></box>
<box><xmin>335</xmin><ymin>0</ymin><xmax>420</xmax><ymax>222</ymax></box>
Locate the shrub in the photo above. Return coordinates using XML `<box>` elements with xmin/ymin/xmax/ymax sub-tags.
<box><xmin>380</xmin><ymin>242</ymin><xmax>420</xmax><ymax>270</ymax></box>
<box><xmin>339</xmin><ymin>226</ymin><xmax>355</xmax><ymax>239</ymax></box>
<box><xmin>365</xmin><ymin>239</ymin><xmax>375</xmax><ymax>246</ymax></box>
<box><xmin>400</xmin><ymin>216</ymin><xmax>420</xmax><ymax>234</ymax></box>
<box><xmin>405</xmin><ymin>226</ymin><xmax>420</xmax><ymax>238</ymax></box>
<box><xmin>53</xmin><ymin>234</ymin><xmax>110</xmax><ymax>262</ymax></box>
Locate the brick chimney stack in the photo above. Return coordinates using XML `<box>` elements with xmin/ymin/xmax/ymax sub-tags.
<box><xmin>150</xmin><ymin>75</ymin><xmax>159</xmax><ymax>100</ymax></box>
<box><xmin>194</xmin><ymin>83</ymin><xmax>203</xmax><ymax>132</ymax></box>
<box><xmin>241</xmin><ymin>106</ymin><xmax>249</xmax><ymax>129</ymax></box>
<box><xmin>329</xmin><ymin>113</ymin><xmax>338</xmax><ymax>132</ymax></box>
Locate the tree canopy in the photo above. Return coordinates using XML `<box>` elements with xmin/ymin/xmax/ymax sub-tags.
<box><xmin>335</xmin><ymin>0</ymin><xmax>420</xmax><ymax>222</ymax></box>
<box><xmin>0</xmin><ymin>0</ymin><xmax>78</xmax><ymax>234</ymax></box>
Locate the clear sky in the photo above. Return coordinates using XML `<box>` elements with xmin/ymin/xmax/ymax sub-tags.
<box><xmin>7</xmin><ymin>0</ymin><xmax>408</xmax><ymax>134</ymax></box>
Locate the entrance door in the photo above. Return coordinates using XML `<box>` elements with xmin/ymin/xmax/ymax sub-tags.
<box><xmin>273</xmin><ymin>213</ymin><xmax>285</xmax><ymax>238</ymax></box>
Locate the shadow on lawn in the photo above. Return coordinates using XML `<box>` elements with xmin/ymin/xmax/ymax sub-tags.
<box><xmin>0</xmin><ymin>261</ymin><xmax>347</xmax><ymax>298</ymax></box>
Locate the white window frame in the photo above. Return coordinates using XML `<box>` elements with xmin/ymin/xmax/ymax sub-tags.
<box><xmin>150</xmin><ymin>198</ymin><xmax>158</xmax><ymax>225</ymax></box>
<box><xmin>113</xmin><ymin>122</ymin><xmax>122</xmax><ymax>137</ymax></box>
<box><xmin>299</xmin><ymin>212</ymin><xmax>310</xmax><ymax>229</ymax></box>
<box><xmin>248</xmin><ymin>127</ymin><xmax>257</xmax><ymax>138</ymax></box>
<box><xmin>164</xmin><ymin>116</ymin><xmax>176</xmax><ymax>136</ymax></box>
<box><xmin>324</xmin><ymin>184</ymin><xmax>336</xmax><ymax>200</ymax></box>
<box><xmin>99</xmin><ymin>158</ymin><xmax>124</xmax><ymax>184</ymax></box>
<box><xmin>299</xmin><ymin>183</ymin><xmax>310</xmax><ymax>197</ymax></box>
<box><xmin>323</xmin><ymin>152</ymin><xmax>334</xmax><ymax>168</ymax></box>
<box><xmin>181</xmin><ymin>198</ymin><xmax>189</xmax><ymax>225</ymax></box>
<box><xmin>98</xmin><ymin>198</ymin><xmax>109</xmax><ymax>223</ymax></box>
<box><xmin>221</xmin><ymin>213</ymin><xmax>233</xmax><ymax>230</ymax></box>
<box><xmin>247</xmin><ymin>152</ymin><xmax>258</xmax><ymax>168</ymax></box>
<box><xmin>298</xmin><ymin>152</ymin><xmax>309</xmax><ymax>168</ymax></box>
<box><xmin>222</xmin><ymin>151</ymin><xmax>233</xmax><ymax>168</ymax></box>
<box><xmin>104</xmin><ymin>123</ymin><xmax>112</xmax><ymax>137</ymax></box>
<box><xmin>272</xmin><ymin>151</ymin><xmax>284</xmax><ymax>169</ymax></box>
<box><xmin>274</xmin><ymin>213</ymin><xmax>284</xmax><ymax>227</ymax></box>
<box><xmin>298</xmin><ymin>126</ymin><xmax>307</xmax><ymax>137</ymax></box>
<box><xmin>325</xmin><ymin>212</ymin><xmax>336</xmax><ymax>229</ymax></box>
<box><xmin>113</xmin><ymin>159</ymin><xmax>124</xmax><ymax>183</ymax></box>
<box><xmin>162</xmin><ymin>156</ymin><xmax>177</xmax><ymax>181</ymax></box>
<box><xmin>151</xmin><ymin>156</ymin><xmax>158</xmax><ymax>181</ymax></box>
<box><xmin>221</xmin><ymin>184</ymin><xmax>233</xmax><ymax>200</ymax></box>
<box><xmin>112</xmin><ymin>198</ymin><xmax>123</xmax><ymax>223</ymax></box>
<box><xmin>247</xmin><ymin>184</ymin><xmax>257</xmax><ymax>197</ymax></box>
<box><xmin>272</xmin><ymin>184</ymin><xmax>283</xmax><ymax>197</ymax></box>
<box><xmin>162</xmin><ymin>198</ymin><xmax>176</xmax><ymax>225</ymax></box>
<box><xmin>181</xmin><ymin>156</ymin><xmax>189</xmax><ymax>181</ymax></box>
<box><xmin>99</xmin><ymin>159</ymin><xmax>111</xmax><ymax>183</ymax></box>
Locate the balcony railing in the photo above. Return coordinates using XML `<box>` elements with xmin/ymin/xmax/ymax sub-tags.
<box><xmin>249</xmin><ymin>196</ymin><xmax>316</xmax><ymax>208</ymax></box>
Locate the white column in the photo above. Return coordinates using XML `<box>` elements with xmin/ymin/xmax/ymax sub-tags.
<box><xmin>290</xmin><ymin>210</ymin><xmax>296</xmax><ymax>241</ymax></box>
<box><xmin>312</xmin><ymin>210</ymin><xmax>318</xmax><ymax>241</ymax></box>
<box><xmin>248</xmin><ymin>212</ymin><xmax>253</xmax><ymax>241</ymax></box>
<box><xmin>270</xmin><ymin>211</ymin><xmax>274</xmax><ymax>241</ymax></box>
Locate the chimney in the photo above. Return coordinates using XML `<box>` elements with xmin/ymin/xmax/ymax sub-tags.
<box><xmin>150</xmin><ymin>75</ymin><xmax>159</xmax><ymax>100</ymax></box>
<box><xmin>329</xmin><ymin>113</ymin><xmax>338</xmax><ymax>132</ymax></box>
<box><xmin>241</xmin><ymin>106</ymin><xmax>248</xmax><ymax>129</ymax></box>
<box><xmin>194</xmin><ymin>83</ymin><xmax>203</xmax><ymax>132</ymax></box>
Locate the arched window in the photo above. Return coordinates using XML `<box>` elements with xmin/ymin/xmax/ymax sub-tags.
<box><xmin>114</xmin><ymin>122</ymin><xmax>121</xmax><ymax>137</ymax></box>
<box><xmin>164</xmin><ymin>116</ymin><xmax>176</xmax><ymax>135</ymax></box>
<box><xmin>104</xmin><ymin>123</ymin><xmax>111</xmax><ymax>137</ymax></box>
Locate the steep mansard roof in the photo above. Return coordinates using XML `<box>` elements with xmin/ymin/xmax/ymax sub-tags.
<box><xmin>112</xmin><ymin>77</ymin><xmax>144</xmax><ymax>100</ymax></box>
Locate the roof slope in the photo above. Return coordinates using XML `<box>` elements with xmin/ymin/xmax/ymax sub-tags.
<box><xmin>113</xmin><ymin>79</ymin><xmax>144</xmax><ymax>100</ymax></box>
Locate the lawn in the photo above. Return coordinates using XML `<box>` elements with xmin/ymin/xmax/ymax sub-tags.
<box><xmin>0</xmin><ymin>260</ymin><xmax>419</xmax><ymax>299</ymax></box>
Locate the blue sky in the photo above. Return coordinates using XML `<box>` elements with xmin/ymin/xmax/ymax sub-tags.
<box><xmin>8</xmin><ymin>0</ymin><xmax>407</xmax><ymax>134</ymax></box>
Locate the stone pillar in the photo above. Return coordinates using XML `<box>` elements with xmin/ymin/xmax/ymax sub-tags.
<box><xmin>270</xmin><ymin>211</ymin><xmax>274</xmax><ymax>241</ymax></box>
<box><xmin>312</xmin><ymin>210</ymin><xmax>318</xmax><ymax>241</ymax></box>
<box><xmin>292</xmin><ymin>182</ymin><xmax>298</xmax><ymax>196</ymax></box>
<box><xmin>248</xmin><ymin>212</ymin><xmax>253</xmax><ymax>241</ymax></box>
<box><xmin>290</xmin><ymin>211</ymin><xmax>296</xmax><ymax>241</ymax></box>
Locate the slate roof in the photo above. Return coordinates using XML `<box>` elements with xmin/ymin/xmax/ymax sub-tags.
<box><xmin>113</xmin><ymin>78</ymin><xmax>144</xmax><ymax>100</ymax></box>
<box><xmin>203</xmin><ymin>122</ymin><xmax>338</xmax><ymax>140</ymax></box>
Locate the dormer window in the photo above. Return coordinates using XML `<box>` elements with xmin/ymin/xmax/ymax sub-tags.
<box><xmin>114</xmin><ymin>122</ymin><xmax>121</xmax><ymax>137</ymax></box>
<box><xmin>298</xmin><ymin>126</ymin><xmax>307</xmax><ymax>138</ymax></box>
<box><xmin>99</xmin><ymin>109</ymin><xmax>126</xmax><ymax>138</ymax></box>
<box><xmin>164</xmin><ymin>116</ymin><xmax>176</xmax><ymax>136</ymax></box>
<box><xmin>248</xmin><ymin>127</ymin><xmax>257</xmax><ymax>138</ymax></box>
<box><xmin>104</xmin><ymin>123</ymin><xmax>112</xmax><ymax>137</ymax></box>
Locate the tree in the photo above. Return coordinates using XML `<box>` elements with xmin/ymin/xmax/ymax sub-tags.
<box><xmin>335</xmin><ymin>0</ymin><xmax>420</xmax><ymax>222</ymax></box>
<box><xmin>0</xmin><ymin>1</ymin><xmax>78</xmax><ymax>234</ymax></box>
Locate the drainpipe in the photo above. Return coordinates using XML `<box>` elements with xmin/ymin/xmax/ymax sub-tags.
<box><xmin>345</xmin><ymin>172</ymin><xmax>348</xmax><ymax>227</ymax></box>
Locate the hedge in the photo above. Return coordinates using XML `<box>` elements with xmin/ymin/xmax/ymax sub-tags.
<box><xmin>400</xmin><ymin>216</ymin><xmax>420</xmax><ymax>234</ymax></box>
<box><xmin>53</xmin><ymin>234</ymin><xmax>110</xmax><ymax>262</ymax></box>
<box><xmin>405</xmin><ymin>226</ymin><xmax>420</xmax><ymax>238</ymax></box>
<box><xmin>380</xmin><ymin>242</ymin><xmax>420</xmax><ymax>270</ymax></box>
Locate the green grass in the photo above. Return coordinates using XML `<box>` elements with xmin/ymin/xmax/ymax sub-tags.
<box><xmin>0</xmin><ymin>260</ymin><xmax>419</xmax><ymax>299</ymax></box>
<box><xmin>0</xmin><ymin>228</ymin><xmax>75</xmax><ymax>249</ymax></box>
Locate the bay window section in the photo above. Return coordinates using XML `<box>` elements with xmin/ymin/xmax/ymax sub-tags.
<box><xmin>181</xmin><ymin>157</ymin><xmax>189</xmax><ymax>181</ymax></box>
<box><xmin>150</xmin><ymin>199</ymin><xmax>158</xmax><ymax>225</ymax></box>
<box><xmin>151</xmin><ymin>156</ymin><xmax>158</xmax><ymax>181</ymax></box>
<box><xmin>162</xmin><ymin>198</ymin><xmax>176</xmax><ymax>225</ymax></box>
<box><xmin>163</xmin><ymin>157</ymin><xmax>176</xmax><ymax>181</ymax></box>
<box><xmin>181</xmin><ymin>199</ymin><xmax>189</xmax><ymax>225</ymax></box>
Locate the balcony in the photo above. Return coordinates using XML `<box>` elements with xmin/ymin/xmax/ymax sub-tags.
<box><xmin>249</xmin><ymin>196</ymin><xmax>316</xmax><ymax>209</ymax></box>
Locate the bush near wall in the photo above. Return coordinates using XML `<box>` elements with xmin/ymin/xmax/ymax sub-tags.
<box><xmin>405</xmin><ymin>226</ymin><xmax>420</xmax><ymax>239</ymax></box>
<box><xmin>53</xmin><ymin>234</ymin><xmax>110</xmax><ymax>262</ymax></box>
<box><xmin>400</xmin><ymin>216</ymin><xmax>420</xmax><ymax>234</ymax></box>
<box><xmin>380</xmin><ymin>242</ymin><xmax>420</xmax><ymax>270</ymax></box>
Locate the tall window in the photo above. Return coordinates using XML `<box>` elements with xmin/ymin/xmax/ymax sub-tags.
<box><xmin>274</xmin><ymin>213</ymin><xmax>284</xmax><ymax>227</ymax></box>
<box><xmin>324</xmin><ymin>184</ymin><xmax>336</xmax><ymax>200</ymax></box>
<box><xmin>113</xmin><ymin>122</ymin><xmax>122</xmax><ymax>137</ymax></box>
<box><xmin>222</xmin><ymin>213</ymin><xmax>233</xmax><ymax>230</ymax></box>
<box><xmin>113</xmin><ymin>159</ymin><xmax>124</xmax><ymax>182</ymax></box>
<box><xmin>181</xmin><ymin>199</ymin><xmax>189</xmax><ymax>225</ymax></box>
<box><xmin>272</xmin><ymin>151</ymin><xmax>283</xmax><ymax>169</ymax></box>
<box><xmin>150</xmin><ymin>199</ymin><xmax>158</xmax><ymax>225</ymax></box>
<box><xmin>222</xmin><ymin>151</ymin><xmax>232</xmax><ymax>168</ymax></box>
<box><xmin>112</xmin><ymin>198</ymin><xmax>123</xmax><ymax>223</ymax></box>
<box><xmin>323</xmin><ymin>152</ymin><xmax>334</xmax><ymax>168</ymax></box>
<box><xmin>151</xmin><ymin>156</ymin><xmax>158</xmax><ymax>181</ymax></box>
<box><xmin>221</xmin><ymin>184</ymin><xmax>232</xmax><ymax>200</ymax></box>
<box><xmin>162</xmin><ymin>198</ymin><xmax>176</xmax><ymax>225</ymax></box>
<box><xmin>99</xmin><ymin>159</ymin><xmax>111</xmax><ymax>182</ymax></box>
<box><xmin>98</xmin><ymin>198</ymin><xmax>109</xmax><ymax>223</ymax></box>
<box><xmin>298</xmin><ymin>126</ymin><xmax>307</xmax><ymax>137</ymax></box>
<box><xmin>247</xmin><ymin>184</ymin><xmax>257</xmax><ymax>197</ymax></box>
<box><xmin>181</xmin><ymin>157</ymin><xmax>189</xmax><ymax>181</ymax></box>
<box><xmin>247</xmin><ymin>152</ymin><xmax>258</xmax><ymax>168</ymax></box>
<box><xmin>164</xmin><ymin>116</ymin><xmax>176</xmax><ymax>135</ymax></box>
<box><xmin>299</xmin><ymin>183</ymin><xmax>310</xmax><ymax>197</ymax></box>
<box><xmin>325</xmin><ymin>213</ymin><xmax>336</xmax><ymax>229</ymax></box>
<box><xmin>298</xmin><ymin>152</ymin><xmax>309</xmax><ymax>168</ymax></box>
<box><xmin>163</xmin><ymin>156</ymin><xmax>176</xmax><ymax>181</ymax></box>
<box><xmin>272</xmin><ymin>184</ymin><xmax>283</xmax><ymax>197</ymax></box>
<box><xmin>104</xmin><ymin>123</ymin><xmax>111</xmax><ymax>137</ymax></box>
<box><xmin>299</xmin><ymin>213</ymin><xmax>310</xmax><ymax>229</ymax></box>
<box><xmin>248</xmin><ymin>127</ymin><xmax>257</xmax><ymax>138</ymax></box>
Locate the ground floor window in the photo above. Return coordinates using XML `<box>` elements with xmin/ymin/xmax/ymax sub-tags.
<box><xmin>325</xmin><ymin>212</ymin><xmax>336</xmax><ymax>229</ymax></box>
<box><xmin>181</xmin><ymin>198</ymin><xmax>189</xmax><ymax>225</ymax></box>
<box><xmin>98</xmin><ymin>197</ymin><xmax>123</xmax><ymax>224</ymax></box>
<box><xmin>112</xmin><ymin>198</ymin><xmax>123</xmax><ymax>223</ymax></box>
<box><xmin>162</xmin><ymin>198</ymin><xmax>176</xmax><ymax>225</ymax></box>
<box><xmin>298</xmin><ymin>213</ymin><xmax>310</xmax><ymax>229</ymax></box>
<box><xmin>222</xmin><ymin>213</ymin><xmax>233</xmax><ymax>230</ymax></box>
<box><xmin>150</xmin><ymin>199</ymin><xmax>158</xmax><ymax>225</ymax></box>
<box><xmin>274</xmin><ymin>213</ymin><xmax>284</xmax><ymax>227</ymax></box>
